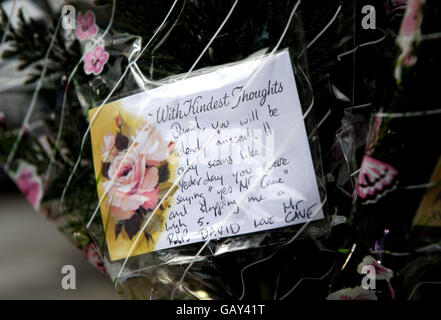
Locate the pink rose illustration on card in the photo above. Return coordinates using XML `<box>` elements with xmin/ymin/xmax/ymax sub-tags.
<box><xmin>89</xmin><ymin>107</ymin><xmax>177</xmax><ymax>261</ymax></box>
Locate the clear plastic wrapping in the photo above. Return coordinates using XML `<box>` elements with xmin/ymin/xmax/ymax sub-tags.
<box><xmin>0</xmin><ymin>0</ymin><xmax>338</xmax><ymax>300</ymax></box>
<box><xmin>71</xmin><ymin>4</ymin><xmax>331</xmax><ymax>298</ymax></box>
<box><xmin>6</xmin><ymin>0</ymin><xmax>439</xmax><ymax>301</ymax></box>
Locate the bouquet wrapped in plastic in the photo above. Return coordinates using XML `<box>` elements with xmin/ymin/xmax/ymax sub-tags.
<box><xmin>0</xmin><ymin>0</ymin><xmax>440</xmax><ymax>300</ymax></box>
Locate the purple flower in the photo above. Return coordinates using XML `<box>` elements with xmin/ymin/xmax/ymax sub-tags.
<box><xmin>83</xmin><ymin>45</ymin><xmax>109</xmax><ymax>76</ymax></box>
<box><xmin>11</xmin><ymin>162</ymin><xmax>43</xmax><ymax>210</ymax></box>
<box><xmin>75</xmin><ymin>11</ymin><xmax>98</xmax><ymax>41</ymax></box>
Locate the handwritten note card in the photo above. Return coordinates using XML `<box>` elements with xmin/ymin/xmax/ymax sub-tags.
<box><xmin>90</xmin><ymin>51</ymin><xmax>324</xmax><ymax>261</ymax></box>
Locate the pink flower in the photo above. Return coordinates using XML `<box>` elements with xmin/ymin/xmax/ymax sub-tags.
<box><xmin>75</xmin><ymin>11</ymin><xmax>98</xmax><ymax>40</ymax></box>
<box><xmin>102</xmin><ymin>148</ymin><xmax>160</xmax><ymax>221</ymax></box>
<box><xmin>84</xmin><ymin>242</ymin><xmax>108</xmax><ymax>275</ymax></box>
<box><xmin>395</xmin><ymin>0</ymin><xmax>426</xmax><ymax>79</ymax></box>
<box><xmin>357</xmin><ymin>255</ymin><xmax>394</xmax><ymax>282</ymax></box>
<box><xmin>99</xmin><ymin>121</ymin><xmax>175</xmax><ymax>223</ymax></box>
<box><xmin>327</xmin><ymin>287</ymin><xmax>378</xmax><ymax>300</ymax></box>
<box><xmin>131</xmin><ymin>125</ymin><xmax>175</xmax><ymax>166</ymax></box>
<box><xmin>357</xmin><ymin>155</ymin><xmax>398</xmax><ymax>202</ymax></box>
<box><xmin>83</xmin><ymin>46</ymin><xmax>109</xmax><ymax>76</ymax></box>
<box><xmin>11</xmin><ymin>162</ymin><xmax>43</xmax><ymax>210</ymax></box>
<box><xmin>399</xmin><ymin>0</ymin><xmax>425</xmax><ymax>37</ymax></box>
